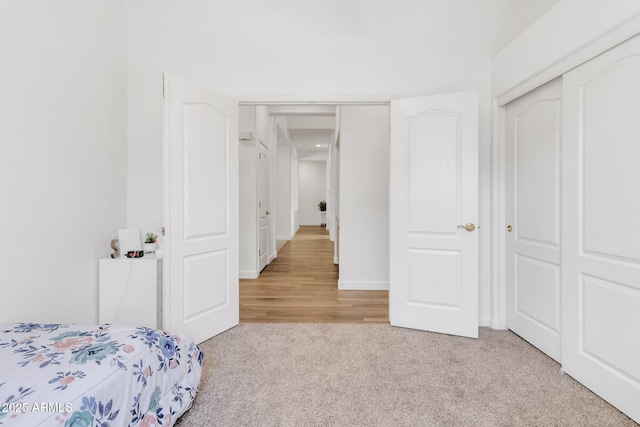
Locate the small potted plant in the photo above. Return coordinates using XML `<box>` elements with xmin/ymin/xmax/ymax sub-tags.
<box><xmin>143</xmin><ymin>232</ymin><xmax>157</xmax><ymax>253</ymax></box>
<box><xmin>318</xmin><ymin>200</ymin><xmax>327</xmax><ymax>226</ymax></box>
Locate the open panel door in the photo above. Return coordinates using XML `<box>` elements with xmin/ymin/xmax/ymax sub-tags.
<box><xmin>389</xmin><ymin>92</ymin><xmax>479</xmax><ymax>338</ymax></box>
<box><xmin>164</xmin><ymin>73</ymin><xmax>239</xmax><ymax>344</ymax></box>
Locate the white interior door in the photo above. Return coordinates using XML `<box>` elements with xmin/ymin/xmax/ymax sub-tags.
<box><xmin>258</xmin><ymin>139</ymin><xmax>269</xmax><ymax>272</ymax></box>
<box><xmin>389</xmin><ymin>92</ymin><xmax>479</xmax><ymax>338</ymax></box>
<box><xmin>164</xmin><ymin>73</ymin><xmax>239</xmax><ymax>344</ymax></box>
<box><xmin>562</xmin><ymin>34</ymin><xmax>640</xmax><ymax>423</ymax></box>
<box><xmin>505</xmin><ymin>77</ymin><xmax>563</xmax><ymax>362</ymax></box>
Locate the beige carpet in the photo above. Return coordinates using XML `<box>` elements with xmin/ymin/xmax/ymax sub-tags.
<box><xmin>176</xmin><ymin>324</ymin><xmax>637</xmax><ymax>427</ymax></box>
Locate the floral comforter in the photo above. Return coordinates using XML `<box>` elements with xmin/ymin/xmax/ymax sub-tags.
<box><xmin>0</xmin><ymin>323</ymin><xmax>203</xmax><ymax>426</ymax></box>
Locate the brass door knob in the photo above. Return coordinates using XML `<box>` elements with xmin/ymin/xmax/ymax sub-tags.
<box><xmin>457</xmin><ymin>223</ymin><xmax>476</xmax><ymax>232</ymax></box>
<box><xmin>507</xmin><ymin>225</ymin><xmax>512</xmax><ymax>232</ymax></box>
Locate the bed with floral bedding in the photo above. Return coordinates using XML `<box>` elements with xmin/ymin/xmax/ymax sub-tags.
<box><xmin>0</xmin><ymin>323</ymin><xmax>203</xmax><ymax>426</ymax></box>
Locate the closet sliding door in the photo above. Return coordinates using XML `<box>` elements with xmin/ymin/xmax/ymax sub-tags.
<box><xmin>505</xmin><ymin>78</ymin><xmax>563</xmax><ymax>362</ymax></box>
<box><xmin>562</xmin><ymin>33</ymin><xmax>640</xmax><ymax>423</ymax></box>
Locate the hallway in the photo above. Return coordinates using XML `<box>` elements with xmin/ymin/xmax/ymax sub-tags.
<box><xmin>240</xmin><ymin>226</ymin><xmax>389</xmax><ymax>323</ymax></box>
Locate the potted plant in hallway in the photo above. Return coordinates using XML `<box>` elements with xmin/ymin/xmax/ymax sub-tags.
<box><xmin>318</xmin><ymin>200</ymin><xmax>327</xmax><ymax>226</ymax></box>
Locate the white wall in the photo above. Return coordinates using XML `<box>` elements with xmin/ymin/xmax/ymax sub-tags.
<box><xmin>338</xmin><ymin>106</ymin><xmax>389</xmax><ymax>290</ymax></box>
<box><xmin>124</xmin><ymin>1</ymin><xmax>498</xmax><ymax>320</ymax></box>
<box><xmin>239</xmin><ymin>106</ymin><xmax>258</xmax><ymax>278</ymax></box>
<box><xmin>325</xmin><ymin>152</ymin><xmax>331</xmax><ymax>230</ymax></box>
<box><xmin>298</xmin><ymin>161</ymin><xmax>326</xmax><ymax>226</ymax></box>
<box><xmin>238</xmin><ymin>105</ymin><xmax>271</xmax><ymax>277</ymax></box>
<box><xmin>121</xmin><ymin>0</ymin><xmax>561</xmax><ymax>325</ymax></box>
<box><xmin>0</xmin><ymin>1</ymin><xmax>127</xmax><ymax>323</ymax></box>
<box><xmin>276</xmin><ymin>143</ymin><xmax>292</xmax><ymax>239</ymax></box>
<box><xmin>0</xmin><ymin>1</ymin><xmax>567</xmax><ymax>325</ymax></box>
<box><xmin>330</xmin><ymin>127</ymin><xmax>341</xmax><ymax>264</ymax></box>
<box><xmin>329</xmin><ymin>109</ymin><xmax>341</xmax><ymax>245</ymax></box>
<box><xmin>275</xmin><ymin>119</ymin><xmax>295</xmax><ymax>241</ymax></box>
<box><xmin>124</xmin><ymin>0</ymin><xmax>547</xmax><ymax>231</ymax></box>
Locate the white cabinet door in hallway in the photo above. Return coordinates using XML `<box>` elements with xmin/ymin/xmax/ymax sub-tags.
<box><xmin>164</xmin><ymin>74</ymin><xmax>239</xmax><ymax>344</ymax></box>
<box><xmin>562</xmin><ymin>34</ymin><xmax>640</xmax><ymax>423</ymax></box>
<box><xmin>389</xmin><ymin>92</ymin><xmax>479</xmax><ymax>338</ymax></box>
<box><xmin>505</xmin><ymin>77</ymin><xmax>562</xmax><ymax>362</ymax></box>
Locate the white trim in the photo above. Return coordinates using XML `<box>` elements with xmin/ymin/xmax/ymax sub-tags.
<box><xmin>490</xmin><ymin>99</ymin><xmax>507</xmax><ymax>330</ymax></box>
<box><xmin>162</xmin><ymin>73</ymin><xmax>172</xmax><ymax>330</ymax></box>
<box><xmin>489</xmin><ymin>319</ymin><xmax>507</xmax><ymax>330</ymax></box>
<box><xmin>338</xmin><ymin>280</ymin><xmax>389</xmax><ymax>291</ymax></box>
<box><xmin>235</xmin><ymin>95</ymin><xmax>394</xmax><ymax>106</ymax></box>
<box><xmin>495</xmin><ymin>14</ymin><xmax>640</xmax><ymax>106</ymax></box>
<box><xmin>239</xmin><ymin>270</ymin><xmax>259</xmax><ymax>279</ymax></box>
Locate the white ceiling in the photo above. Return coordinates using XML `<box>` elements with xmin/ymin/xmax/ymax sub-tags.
<box><xmin>274</xmin><ymin>110</ymin><xmax>336</xmax><ymax>160</ymax></box>
<box><xmin>288</xmin><ymin>129</ymin><xmax>334</xmax><ymax>159</ymax></box>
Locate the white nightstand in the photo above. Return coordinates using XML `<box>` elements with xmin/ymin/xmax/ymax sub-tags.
<box><xmin>99</xmin><ymin>254</ymin><xmax>163</xmax><ymax>329</ymax></box>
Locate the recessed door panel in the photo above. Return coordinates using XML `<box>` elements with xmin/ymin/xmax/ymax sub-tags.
<box><xmin>515</xmin><ymin>103</ymin><xmax>561</xmax><ymax>247</ymax></box>
<box><xmin>581</xmin><ymin>57</ymin><xmax>640</xmax><ymax>262</ymax></box>
<box><xmin>582</xmin><ymin>274</ymin><xmax>640</xmax><ymax>382</ymax></box>
<box><xmin>408</xmin><ymin>249</ymin><xmax>460</xmax><ymax>307</ymax></box>
<box><xmin>183</xmin><ymin>103</ymin><xmax>227</xmax><ymax>239</ymax></box>
<box><xmin>515</xmin><ymin>255</ymin><xmax>561</xmax><ymax>333</ymax></box>
<box><xmin>408</xmin><ymin>112</ymin><xmax>459</xmax><ymax>234</ymax></box>
<box><xmin>184</xmin><ymin>250</ymin><xmax>228</xmax><ymax>321</ymax></box>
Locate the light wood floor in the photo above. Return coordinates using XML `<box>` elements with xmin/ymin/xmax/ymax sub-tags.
<box><xmin>240</xmin><ymin>226</ymin><xmax>389</xmax><ymax>323</ymax></box>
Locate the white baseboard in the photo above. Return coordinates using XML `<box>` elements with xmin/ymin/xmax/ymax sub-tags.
<box><xmin>479</xmin><ymin>318</ymin><xmax>491</xmax><ymax>328</ymax></box>
<box><xmin>338</xmin><ymin>280</ymin><xmax>389</xmax><ymax>290</ymax></box>
<box><xmin>333</xmin><ymin>256</ymin><xmax>339</xmax><ymax>264</ymax></box>
<box><xmin>239</xmin><ymin>270</ymin><xmax>259</xmax><ymax>279</ymax></box>
<box><xmin>489</xmin><ymin>320</ymin><xmax>508</xmax><ymax>330</ymax></box>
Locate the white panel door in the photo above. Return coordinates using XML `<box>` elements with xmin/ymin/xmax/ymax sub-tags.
<box><xmin>389</xmin><ymin>92</ymin><xmax>479</xmax><ymax>338</ymax></box>
<box><xmin>258</xmin><ymin>139</ymin><xmax>269</xmax><ymax>272</ymax></box>
<box><xmin>505</xmin><ymin>78</ymin><xmax>563</xmax><ymax>362</ymax></box>
<box><xmin>164</xmin><ymin>74</ymin><xmax>239</xmax><ymax>344</ymax></box>
<box><xmin>563</xmin><ymin>34</ymin><xmax>640</xmax><ymax>423</ymax></box>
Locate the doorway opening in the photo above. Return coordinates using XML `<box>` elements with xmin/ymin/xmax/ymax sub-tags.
<box><xmin>238</xmin><ymin>103</ymin><xmax>390</xmax><ymax>323</ymax></box>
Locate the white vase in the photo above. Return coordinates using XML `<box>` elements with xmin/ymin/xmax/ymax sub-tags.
<box><xmin>143</xmin><ymin>242</ymin><xmax>157</xmax><ymax>253</ymax></box>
